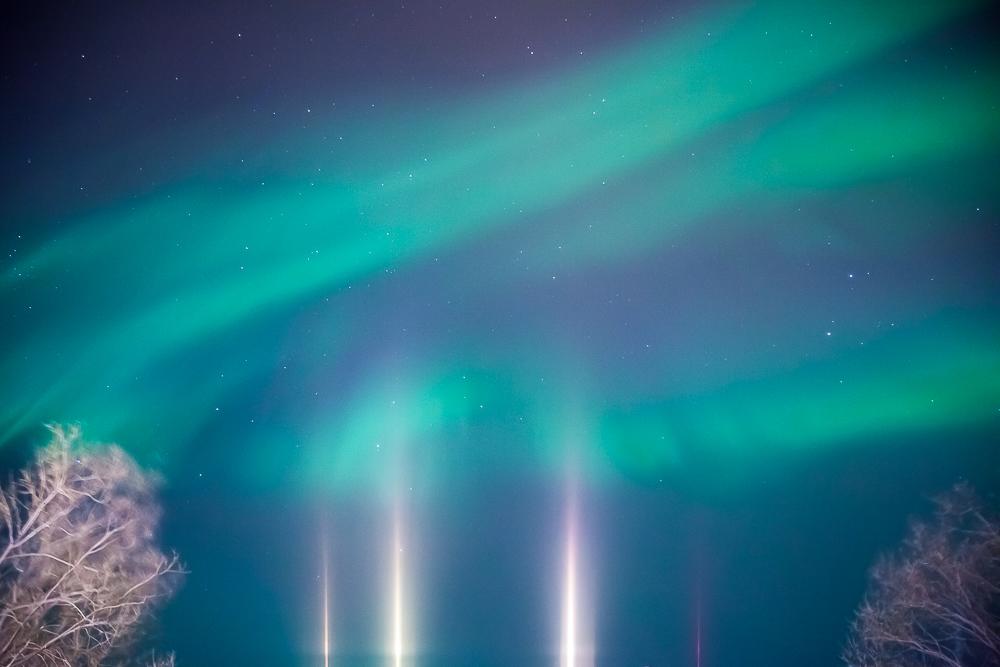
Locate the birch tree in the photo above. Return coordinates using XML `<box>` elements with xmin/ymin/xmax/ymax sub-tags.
<box><xmin>0</xmin><ymin>425</ymin><xmax>183</xmax><ymax>666</ymax></box>
<box><xmin>844</xmin><ymin>484</ymin><xmax>1000</xmax><ymax>667</ymax></box>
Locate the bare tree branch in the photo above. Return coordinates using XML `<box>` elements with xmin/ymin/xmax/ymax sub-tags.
<box><xmin>844</xmin><ymin>483</ymin><xmax>1000</xmax><ymax>667</ymax></box>
<box><xmin>0</xmin><ymin>425</ymin><xmax>185</xmax><ymax>666</ymax></box>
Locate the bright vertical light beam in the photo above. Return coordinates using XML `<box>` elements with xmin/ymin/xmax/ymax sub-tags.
<box><xmin>562</xmin><ymin>530</ymin><xmax>577</xmax><ymax>667</ymax></box>
<box><xmin>323</xmin><ymin>567</ymin><xmax>330</xmax><ymax>667</ymax></box>
<box><xmin>321</xmin><ymin>536</ymin><xmax>331</xmax><ymax>667</ymax></box>
<box><xmin>560</xmin><ymin>492</ymin><xmax>579</xmax><ymax>667</ymax></box>
<box><xmin>393</xmin><ymin>514</ymin><xmax>404</xmax><ymax>667</ymax></box>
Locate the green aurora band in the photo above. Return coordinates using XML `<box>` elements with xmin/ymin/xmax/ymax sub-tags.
<box><xmin>2</xmin><ymin>0</ymin><xmax>998</xmax><ymax>497</ymax></box>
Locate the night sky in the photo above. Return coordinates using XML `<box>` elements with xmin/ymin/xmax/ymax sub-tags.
<box><xmin>2</xmin><ymin>1</ymin><xmax>999</xmax><ymax>665</ymax></box>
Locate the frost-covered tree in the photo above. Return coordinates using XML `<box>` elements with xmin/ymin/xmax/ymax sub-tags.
<box><xmin>0</xmin><ymin>425</ymin><xmax>183</xmax><ymax>666</ymax></box>
<box><xmin>844</xmin><ymin>484</ymin><xmax>1000</xmax><ymax>667</ymax></box>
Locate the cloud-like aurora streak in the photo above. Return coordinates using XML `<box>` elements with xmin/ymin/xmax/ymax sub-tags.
<box><xmin>1</xmin><ymin>0</ymin><xmax>998</xmax><ymax>499</ymax></box>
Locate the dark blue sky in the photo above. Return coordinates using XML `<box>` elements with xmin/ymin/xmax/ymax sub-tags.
<box><xmin>2</xmin><ymin>1</ymin><xmax>999</xmax><ymax>665</ymax></box>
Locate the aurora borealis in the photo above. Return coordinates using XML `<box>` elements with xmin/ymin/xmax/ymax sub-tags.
<box><xmin>1</xmin><ymin>0</ymin><xmax>999</xmax><ymax>664</ymax></box>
